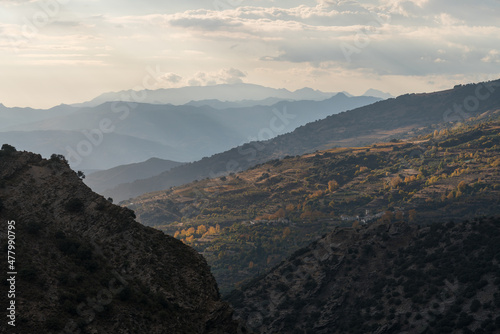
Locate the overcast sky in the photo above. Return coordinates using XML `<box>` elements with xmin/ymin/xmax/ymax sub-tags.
<box><xmin>1</xmin><ymin>0</ymin><xmax>499</xmax><ymax>108</ymax></box>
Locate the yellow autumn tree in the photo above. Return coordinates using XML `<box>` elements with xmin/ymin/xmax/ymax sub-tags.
<box><xmin>390</xmin><ymin>176</ymin><xmax>403</xmax><ymax>188</ymax></box>
<box><xmin>196</xmin><ymin>225</ymin><xmax>207</xmax><ymax>235</ymax></box>
<box><xmin>328</xmin><ymin>180</ymin><xmax>339</xmax><ymax>192</ymax></box>
<box><xmin>186</xmin><ymin>227</ymin><xmax>196</xmax><ymax>236</ymax></box>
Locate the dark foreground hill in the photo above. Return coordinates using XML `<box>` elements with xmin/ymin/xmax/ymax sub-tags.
<box><xmin>109</xmin><ymin>79</ymin><xmax>500</xmax><ymax>202</ymax></box>
<box><xmin>228</xmin><ymin>217</ymin><xmax>500</xmax><ymax>334</ymax></box>
<box><xmin>0</xmin><ymin>146</ymin><xmax>246</xmax><ymax>334</ymax></box>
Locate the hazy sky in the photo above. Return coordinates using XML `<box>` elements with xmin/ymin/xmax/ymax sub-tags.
<box><xmin>1</xmin><ymin>0</ymin><xmax>499</xmax><ymax>108</ymax></box>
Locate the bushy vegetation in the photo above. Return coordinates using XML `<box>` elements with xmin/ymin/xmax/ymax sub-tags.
<box><xmin>231</xmin><ymin>217</ymin><xmax>500</xmax><ymax>334</ymax></box>
<box><xmin>125</xmin><ymin>119</ymin><xmax>500</xmax><ymax>293</ymax></box>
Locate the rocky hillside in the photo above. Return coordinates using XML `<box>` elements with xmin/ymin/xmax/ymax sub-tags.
<box><xmin>0</xmin><ymin>146</ymin><xmax>246</xmax><ymax>334</ymax></box>
<box><xmin>228</xmin><ymin>217</ymin><xmax>500</xmax><ymax>334</ymax></box>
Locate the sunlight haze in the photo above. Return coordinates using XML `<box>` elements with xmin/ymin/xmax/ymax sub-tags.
<box><xmin>0</xmin><ymin>0</ymin><xmax>499</xmax><ymax>108</ymax></box>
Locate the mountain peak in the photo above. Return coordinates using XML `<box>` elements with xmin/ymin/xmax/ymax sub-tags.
<box><xmin>363</xmin><ymin>88</ymin><xmax>394</xmax><ymax>99</ymax></box>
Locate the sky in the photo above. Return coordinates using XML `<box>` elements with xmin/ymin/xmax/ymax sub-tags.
<box><xmin>0</xmin><ymin>0</ymin><xmax>499</xmax><ymax>108</ymax></box>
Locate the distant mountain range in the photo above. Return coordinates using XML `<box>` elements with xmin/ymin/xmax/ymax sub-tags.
<box><xmin>72</xmin><ymin>83</ymin><xmax>343</xmax><ymax>107</ymax></box>
<box><xmin>84</xmin><ymin>158</ymin><xmax>184</xmax><ymax>195</ymax></box>
<box><xmin>104</xmin><ymin>79</ymin><xmax>500</xmax><ymax>202</ymax></box>
<box><xmin>362</xmin><ymin>88</ymin><xmax>394</xmax><ymax>99</ymax></box>
<box><xmin>0</xmin><ymin>92</ymin><xmax>379</xmax><ymax>169</ymax></box>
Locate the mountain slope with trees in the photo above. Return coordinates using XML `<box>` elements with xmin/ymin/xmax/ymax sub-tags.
<box><xmin>110</xmin><ymin>79</ymin><xmax>500</xmax><ymax>202</ymax></box>
<box><xmin>125</xmin><ymin>115</ymin><xmax>500</xmax><ymax>293</ymax></box>
<box><xmin>229</xmin><ymin>217</ymin><xmax>500</xmax><ymax>334</ymax></box>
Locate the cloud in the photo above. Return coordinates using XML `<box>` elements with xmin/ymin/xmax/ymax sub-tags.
<box><xmin>163</xmin><ymin>73</ymin><xmax>183</xmax><ymax>83</ymax></box>
<box><xmin>154</xmin><ymin>2</ymin><xmax>500</xmax><ymax>77</ymax></box>
<box><xmin>481</xmin><ymin>50</ymin><xmax>500</xmax><ymax>63</ymax></box>
<box><xmin>186</xmin><ymin>68</ymin><xmax>247</xmax><ymax>86</ymax></box>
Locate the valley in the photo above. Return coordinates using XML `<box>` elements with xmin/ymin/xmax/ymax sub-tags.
<box><xmin>124</xmin><ymin>115</ymin><xmax>500</xmax><ymax>294</ymax></box>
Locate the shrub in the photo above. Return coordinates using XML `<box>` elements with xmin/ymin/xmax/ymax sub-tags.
<box><xmin>470</xmin><ymin>299</ymin><xmax>481</xmax><ymax>312</ymax></box>
<box><xmin>26</xmin><ymin>221</ymin><xmax>43</xmax><ymax>235</ymax></box>
<box><xmin>50</xmin><ymin>154</ymin><xmax>68</xmax><ymax>164</ymax></box>
<box><xmin>19</xmin><ymin>266</ymin><xmax>38</xmax><ymax>280</ymax></box>
<box><xmin>65</xmin><ymin>198</ymin><xmax>84</xmax><ymax>213</ymax></box>
<box><xmin>1</xmin><ymin>144</ymin><xmax>16</xmax><ymax>155</ymax></box>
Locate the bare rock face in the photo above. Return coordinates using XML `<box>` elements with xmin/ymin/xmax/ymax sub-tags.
<box><xmin>228</xmin><ymin>220</ymin><xmax>500</xmax><ymax>334</ymax></box>
<box><xmin>0</xmin><ymin>148</ymin><xmax>247</xmax><ymax>334</ymax></box>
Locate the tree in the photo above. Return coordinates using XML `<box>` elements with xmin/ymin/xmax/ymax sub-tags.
<box><xmin>382</xmin><ymin>211</ymin><xmax>393</xmax><ymax>223</ymax></box>
<box><xmin>390</xmin><ymin>176</ymin><xmax>403</xmax><ymax>188</ymax></box>
<box><xmin>197</xmin><ymin>225</ymin><xmax>207</xmax><ymax>235</ymax></box>
<box><xmin>186</xmin><ymin>227</ymin><xmax>196</xmax><ymax>236</ymax></box>
<box><xmin>395</xmin><ymin>211</ymin><xmax>404</xmax><ymax>221</ymax></box>
<box><xmin>409</xmin><ymin>209</ymin><xmax>417</xmax><ymax>222</ymax></box>
<box><xmin>1</xmin><ymin>144</ymin><xmax>16</xmax><ymax>154</ymax></box>
<box><xmin>50</xmin><ymin>154</ymin><xmax>68</xmax><ymax>164</ymax></box>
<box><xmin>457</xmin><ymin>181</ymin><xmax>467</xmax><ymax>192</ymax></box>
<box><xmin>328</xmin><ymin>180</ymin><xmax>339</xmax><ymax>192</ymax></box>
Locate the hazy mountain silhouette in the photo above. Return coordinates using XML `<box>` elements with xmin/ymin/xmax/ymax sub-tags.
<box><xmin>84</xmin><ymin>158</ymin><xmax>184</xmax><ymax>194</ymax></box>
<box><xmin>73</xmin><ymin>83</ymin><xmax>340</xmax><ymax>107</ymax></box>
<box><xmin>104</xmin><ymin>79</ymin><xmax>500</xmax><ymax>202</ymax></box>
<box><xmin>1</xmin><ymin>94</ymin><xmax>379</xmax><ymax>170</ymax></box>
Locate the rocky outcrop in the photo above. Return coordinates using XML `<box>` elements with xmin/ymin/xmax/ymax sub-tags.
<box><xmin>0</xmin><ymin>148</ymin><xmax>247</xmax><ymax>333</ymax></box>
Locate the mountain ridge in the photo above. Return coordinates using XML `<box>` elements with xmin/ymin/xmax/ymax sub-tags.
<box><xmin>1</xmin><ymin>95</ymin><xmax>379</xmax><ymax>170</ymax></box>
<box><xmin>72</xmin><ymin>83</ymin><xmax>340</xmax><ymax>108</ymax></box>
<box><xmin>84</xmin><ymin>158</ymin><xmax>185</xmax><ymax>195</ymax></box>
<box><xmin>108</xmin><ymin>79</ymin><xmax>500</xmax><ymax>202</ymax></box>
